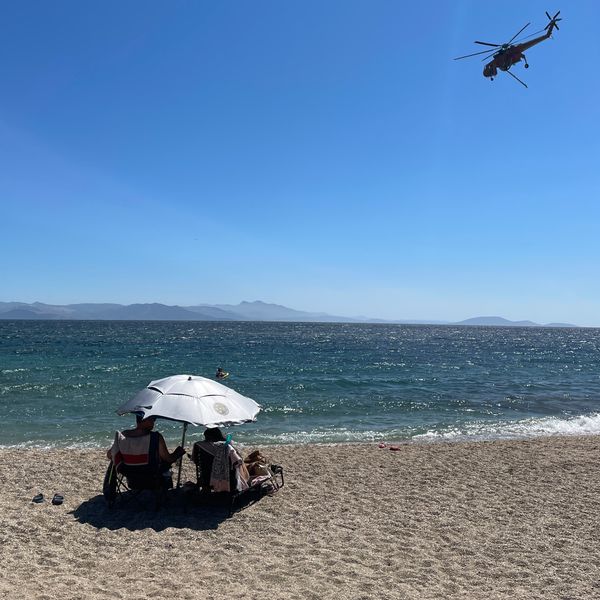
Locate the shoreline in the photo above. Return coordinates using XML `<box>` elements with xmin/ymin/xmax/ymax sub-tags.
<box><xmin>2</xmin><ymin>428</ymin><xmax>600</xmax><ymax>451</ymax></box>
<box><xmin>2</xmin><ymin>435</ymin><xmax>600</xmax><ymax>598</ymax></box>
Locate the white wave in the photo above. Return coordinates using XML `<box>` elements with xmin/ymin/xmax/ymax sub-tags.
<box><xmin>3</xmin><ymin>414</ymin><xmax>600</xmax><ymax>449</ymax></box>
<box><xmin>263</xmin><ymin>405</ymin><xmax>304</xmax><ymax>414</ymax></box>
<box><xmin>413</xmin><ymin>413</ymin><xmax>600</xmax><ymax>442</ymax></box>
<box><xmin>0</xmin><ymin>440</ymin><xmax>109</xmax><ymax>450</ymax></box>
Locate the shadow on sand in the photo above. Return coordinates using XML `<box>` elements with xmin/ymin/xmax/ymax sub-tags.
<box><xmin>71</xmin><ymin>490</ymin><xmax>262</xmax><ymax>532</ymax></box>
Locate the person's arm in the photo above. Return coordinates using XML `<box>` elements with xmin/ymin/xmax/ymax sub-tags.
<box><xmin>238</xmin><ymin>460</ymin><xmax>250</xmax><ymax>483</ymax></box>
<box><xmin>229</xmin><ymin>445</ymin><xmax>244</xmax><ymax>468</ymax></box>
<box><xmin>107</xmin><ymin>432</ymin><xmax>119</xmax><ymax>461</ymax></box>
<box><xmin>157</xmin><ymin>434</ymin><xmax>185</xmax><ymax>464</ymax></box>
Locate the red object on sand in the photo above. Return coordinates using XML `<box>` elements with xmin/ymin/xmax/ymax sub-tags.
<box><xmin>389</xmin><ymin>446</ymin><xmax>401</xmax><ymax>451</ymax></box>
<box><xmin>378</xmin><ymin>443</ymin><xmax>387</xmax><ymax>448</ymax></box>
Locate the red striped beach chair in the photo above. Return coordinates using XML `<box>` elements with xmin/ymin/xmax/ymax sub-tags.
<box><xmin>103</xmin><ymin>430</ymin><xmax>172</xmax><ymax>509</ymax></box>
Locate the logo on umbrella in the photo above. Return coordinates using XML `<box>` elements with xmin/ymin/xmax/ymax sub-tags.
<box><xmin>213</xmin><ymin>402</ymin><xmax>230</xmax><ymax>416</ymax></box>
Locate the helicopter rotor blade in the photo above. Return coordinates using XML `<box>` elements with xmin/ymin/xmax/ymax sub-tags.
<box><xmin>474</xmin><ymin>41</ymin><xmax>502</xmax><ymax>47</ymax></box>
<box><xmin>554</xmin><ymin>14</ymin><xmax>561</xmax><ymax>31</ymax></box>
<box><xmin>505</xmin><ymin>69</ymin><xmax>528</xmax><ymax>88</ymax></box>
<box><xmin>481</xmin><ymin>50</ymin><xmax>499</xmax><ymax>62</ymax></box>
<box><xmin>546</xmin><ymin>10</ymin><xmax>561</xmax><ymax>31</ymax></box>
<box><xmin>508</xmin><ymin>22</ymin><xmax>530</xmax><ymax>44</ymax></box>
<box><xmin>513</xmin><ymin>27</ymin><xmax>547</xmax><ymax>44</ymax></box>
<box><xmin>454</xmin><ymin>48</ymin><xmax>500</xmax><ymax>60</ymax></box>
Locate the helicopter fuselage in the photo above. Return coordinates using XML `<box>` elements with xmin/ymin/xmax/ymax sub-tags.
<box><xmin>483</xmin><ymin>49</ymin><xmax>524</xmax><ymax>78</ymax></box>
<box><xmin>482</xmin><ymin>26</ymin><xmax>555</xmax><ymax>80</ymax></box>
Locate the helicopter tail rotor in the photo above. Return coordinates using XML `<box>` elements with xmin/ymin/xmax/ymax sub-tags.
<box><xmin>545</xmin><ymin>10</ymin><xmax>561</xmax><ymax>33</ymax></box>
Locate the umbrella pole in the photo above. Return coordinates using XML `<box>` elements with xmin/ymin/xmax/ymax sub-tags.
<box><xmin>176</xmin><ymin>422</ymin><xmax>188</xmax><ymax>489</ymax></box>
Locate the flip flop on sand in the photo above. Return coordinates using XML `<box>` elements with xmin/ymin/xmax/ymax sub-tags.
<box><xmin>389</xmin><ymin>446</ymin><xmax>401</xmax><ymax>451</ymax></box>
<box><xmin>32</xmin><ymin>493</ymin><xmax>44</xmax><ymax>503</ymax></box>
<box><xmin>51</xmin><ymin>494</ymin><xmax>64</xmax><ymax>506</ymax></box>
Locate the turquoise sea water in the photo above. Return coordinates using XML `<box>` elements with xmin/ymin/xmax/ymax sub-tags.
<box><xmin>1</xmin><ymin>320</ymin><xmax>600</xmax><ymax>448</ymax></box>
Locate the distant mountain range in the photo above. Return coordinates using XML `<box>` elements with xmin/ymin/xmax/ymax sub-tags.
<box><xmin>453</xmin><ymin>316</ymin><xmax>575</xmax><ymax>328</ymax></box>
<box><xmin>0</xmin><ymin>301</ymin><xmax>577</xmax><ymax>327</ymax></box>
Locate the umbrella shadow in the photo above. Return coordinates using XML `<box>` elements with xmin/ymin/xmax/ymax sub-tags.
<box><xmin>70</xmin><ymin>490</ymin><xmax>254</xmax><ymax>532</ymax></box>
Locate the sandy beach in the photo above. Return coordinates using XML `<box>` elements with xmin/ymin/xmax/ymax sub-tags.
<box><xmin>1</xmin><ymin>436</ymin><xmax>599</xmax><ymax>600</ymax></box>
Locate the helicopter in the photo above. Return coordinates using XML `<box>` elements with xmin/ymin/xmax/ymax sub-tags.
<box><xmin>454</xmin><ymin>10</ymin><xmax>562</xmax><ymax>87</ymax></box>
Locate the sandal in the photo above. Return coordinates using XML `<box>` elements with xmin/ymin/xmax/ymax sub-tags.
<box><xmin>51</xmin><ymin>493</ymin><xmax>64</xmax><ymax>505</ymax></box>
<box><xmin>32</xmin><ymin>493</ymin><xmax>44</xmax><ymax>503</ymax></box>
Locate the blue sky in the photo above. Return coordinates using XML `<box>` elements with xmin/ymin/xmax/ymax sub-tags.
<box><xmin>2</xmin><ymin>1</ymin><xmax>599</xmax><ymax>325</ymax></box>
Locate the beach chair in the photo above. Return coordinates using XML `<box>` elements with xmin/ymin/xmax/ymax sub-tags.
<box><xmin>103</xmin><ymin>430</ymin><xmax>172</xmax><ymax>509</ymax></box>
<box><xmin>191</xmin><ymin>442</ymin><xmax>283</xmax><ymax>517</ymax></box>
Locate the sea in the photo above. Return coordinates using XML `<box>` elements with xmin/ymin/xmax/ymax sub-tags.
<box><xmin>1</xmin><ymin>320</ymin><xmax>600</xmax><ymax>449</ymax></box>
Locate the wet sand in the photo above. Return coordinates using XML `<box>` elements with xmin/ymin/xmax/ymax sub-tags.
<box><xmin>1</xmin><ymin>436</ymin><xmax>599</xmax><ymax>599</ymax></box>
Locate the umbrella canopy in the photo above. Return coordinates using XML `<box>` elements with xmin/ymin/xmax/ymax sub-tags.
<box><xmin>116</xmin><ymin>374</ymin><xmax>261</xmax><ymax>428</ymax></box>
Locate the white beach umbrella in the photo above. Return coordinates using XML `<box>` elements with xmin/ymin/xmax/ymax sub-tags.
<box><xmin>117</xmin><ymin>374</ymin><xmax>261</xmax><ymax>428</ymax></box>
<box><xmin>116</xmin><ymin>374</ymin><xmax>261</xmax><ymax>487</ymax></box>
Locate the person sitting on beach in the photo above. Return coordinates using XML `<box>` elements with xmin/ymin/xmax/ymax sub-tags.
<box><xmin>192</xmin><ymin>427</ymin><xmax>249</xmax><ymax>493</ymax></box>
<box><xmin>107</xmin><ymin>414</ymin><xmax>185</xmax><ymax>468</ymax></box>
<box><xmin>243</xmin><ymin>449</ymin><xmax>283</xmax><ymax>493</ymax></box>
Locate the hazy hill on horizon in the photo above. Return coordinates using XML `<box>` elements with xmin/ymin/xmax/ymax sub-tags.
<box><xmin>0</xmin><ymin>301</ymin><xmax>577</xmax><ymax>327</ymax></box>
<box><xmin>455</xmin><ymin>316</ymin><xmax>576</xmax><ymax>328</ymax></box>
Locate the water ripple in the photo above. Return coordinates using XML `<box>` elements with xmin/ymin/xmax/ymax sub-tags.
<box><xmin>1</xmin><ymin>321</ymin><xmax>600</xmax><ymax>447</ymax></box>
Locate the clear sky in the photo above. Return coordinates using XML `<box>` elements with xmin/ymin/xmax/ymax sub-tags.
<box><xmin>2</xmin><ymin>1</ymin><xmax>599</xmax><ymax>325</ymax></box>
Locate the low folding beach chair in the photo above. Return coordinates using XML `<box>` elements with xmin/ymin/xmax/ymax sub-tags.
<box><xmin>103</xmin><ymin>430</ymin><xmax>172</xmax><ymax>509</ymax></box>
<box><xmin>191</xmin><ymin>443</ymin><xmax>284</xmax><ymax>517</ymax></box>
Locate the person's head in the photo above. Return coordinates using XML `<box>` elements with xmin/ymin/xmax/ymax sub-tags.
<box><xmin>136</xmin><ymin>414</ymin><xmax>157</xmax><ymax>431</ymax></box>
<box><xmin>204</xmin><ymin>427</ymin><xmax>225</xmax><ymax>442</ymax></box>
